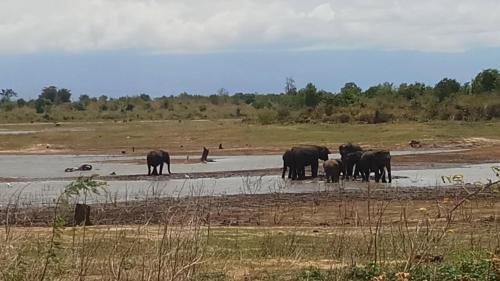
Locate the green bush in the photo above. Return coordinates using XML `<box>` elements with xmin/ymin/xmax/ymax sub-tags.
<box><xmin>257</xmin><ymin>108</ymin><xmax>278</xmax><ymax>124</ymax></box>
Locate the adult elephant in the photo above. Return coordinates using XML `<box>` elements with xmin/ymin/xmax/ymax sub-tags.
<box><xmin>290</xmin><ymin>145</ymin><xmax>330</xmax><ymax>180</ymax></box>
<box><xmin>343</xmin><ymin>151</ymin><xmax>364</xmax><ymax>180</ymax></box>
<box><xmin>339</xmin><ymin>143</ymin><xmax>363</xmax><ymax>159</ymax></box>
<box><xmin>147</xmin><ymin>150</ymin><xmax>172</xmax><ymax>176</ymax></box>
<box><xmin>323</xmin><ymin>159</ymin><xmax>343</xmax><ymax>183</ymax></box>
<box><xmin>358</xmin><ymin>150</ymin><xmax>391</xmax><ymax>183</ymax></box>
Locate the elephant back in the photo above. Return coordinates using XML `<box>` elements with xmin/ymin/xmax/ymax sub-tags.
<box><xmin>339</xmin><ymin>143</ymin><xmax>363</xmax><ymax>159</ymax></box>
<box><xmin>147</xmin><ymin>150</ymin><xmax>170</xmax><ymax>164</ymax></box>
<box><xmin>292</xmin><ymin>145</ymin><xmax>330</xmax><ymax>160</ymax></box>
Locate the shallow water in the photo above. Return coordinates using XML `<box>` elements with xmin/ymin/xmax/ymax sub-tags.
<box><xmin>0</xmin><ymin>149</ymin><xmax>468</xmax><ymax>179</ymax></box>
<box><xmin>1</xmin><ymin>150</ymin><xmax>498</xmax><ymax>207</ymax></box>
<box><xmin>1</xmin><ymin>162</ymin><xmax>499</xmax><ymax>207</ymax></box>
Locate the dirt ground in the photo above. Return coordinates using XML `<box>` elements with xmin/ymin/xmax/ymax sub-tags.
<box><xmin>4</xmin><ymin>183</ymin><xmax>500</xmax><ymax>228</ymax></box>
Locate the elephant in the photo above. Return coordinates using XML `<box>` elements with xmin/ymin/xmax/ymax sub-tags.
<box><xmin>339</xmin><ymin>143</ymin><xmax>363</xmax><ymax>160</ymax></box>
<box><xmin>358</xmin><ymin>150</ymin><xmax>391</xmax><ymax>183</ymax></box>
<box><xmin>323</xmin><ymin>159</ymin><xmax>343</xmax><ymax>183</ymax></box>
<box><xmin>290</xmin><ymin>145</ymin><xmax>330</xmax><ymax>180</ymax></box>
<box><xmin>342</xmin><ymin>151</ymin><xmax>364</xmax><ymax>180</ymax></box>
<box><xmin>147</xmin><ymin>150</ymin><xmax>171</xmax><ymax>176</ymax></box>
<box><xmin>281</xmin><ymin>149</ymin><xmax>294</xmax><ymax>179</ymax></box>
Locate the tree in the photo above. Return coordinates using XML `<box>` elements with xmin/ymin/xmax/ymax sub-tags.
<box><xmin>79</xmin><ymin>94</ymin><xmax>91</xmax><ymax>106</ymax></box>
<box><xmin>339</xmin><ymin>82</ymin><xmax>362</xmax><ymax>105</ymax></box>
<box><xmin>363</xmin><ymin>82</ymin><xmax>394</xmax><ymax>98</ymax></box>
<box><xmin>472</xmin><ymin>69</ymin><xmax>500</xmax><ymax>94</ymax></box>
<box><xmin>434</xmin><ymin>78</ymin><xmax>460</xmax><ymax>101</ymax></box>
<box><xmin>397</xmin><ymin>82</ymin><xmax>426</xmax><ymax>99</ymax></box>
<box><xmin>217</xmin><ymin>88</ymin><xmax>229</xmax><ymax>96</ymax></box>
<box><xmin>56</xmin><ymin>88</ymin><xmax>72</xmax><ymax>104</ymax></box>
<box><xmin>0</xmin><ymin>89</ymin><xmax>17</xmax><ymax>103</ymax></box>
<box><xmin>139</xmin><ymin>93</ymin><xmax>151</xmax><ymax>101</ymax></box>
<box><xmin>285</xmin><ymin>77</ymin><xmax>297</xmax><ymax>95</ymax></box>
<box><xmin>301</xmin><ymin>83</ymin><xmax>320</xmax><ymax>108</ymax></box>
<box><xmin>39</xmin><ymin>86</ymin><xmax>71</xmax><ymax>104</ymax></box>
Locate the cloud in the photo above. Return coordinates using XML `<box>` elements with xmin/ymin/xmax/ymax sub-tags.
<box><xmin>1</xmin><ymin>0</ymin><xmax>500</xmax><ymax>53</ymax></box>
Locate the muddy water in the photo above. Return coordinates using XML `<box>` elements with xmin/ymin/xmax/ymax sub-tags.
<box><xmin>0</xmin><ymin>150</ymin><xmax>498</xmax><ymax>207</ymax></box>
<box><xmin>0</xmin><ymin>149</ymin><xmax>467</xmax><ymax>178</ymax></box>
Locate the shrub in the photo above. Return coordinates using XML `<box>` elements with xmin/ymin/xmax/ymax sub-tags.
<box><xmin>257</xmin><ymin>108</ymin><xmax>278</xmax><ymax>124</ymax></box>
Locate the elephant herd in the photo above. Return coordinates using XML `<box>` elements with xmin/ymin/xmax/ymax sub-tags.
<box><xmin>145</xmin><ymin>143</ymin><xmax>391</xmax><ymax>183</ymax></box>
<box><xmin>282</xmin><ymin>143</ymin><xmax>392</xmax><ymax>183</ymax></box>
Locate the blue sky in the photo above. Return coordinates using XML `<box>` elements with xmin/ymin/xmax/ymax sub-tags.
<box><xmin>1</xmin><ymin>0</ymin><xmax>500</xmax><ymax>99</ymax></box>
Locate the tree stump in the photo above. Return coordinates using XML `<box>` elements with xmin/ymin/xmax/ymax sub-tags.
<box><xmin>74</xmin><ymin>203</ymin><xmax>92</xmax><ymax>226</ymax></box>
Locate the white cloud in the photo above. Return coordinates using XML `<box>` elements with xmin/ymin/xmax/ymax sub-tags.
<box><xmin>1</xmin><ymin>0</ymin><xmax>500</xmax><ymax>53</ymax></box>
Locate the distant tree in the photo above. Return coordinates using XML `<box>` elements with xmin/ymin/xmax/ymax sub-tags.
<box><xmin>98</xmin><ymin>95</ymin><xmax>108</xmax><ymax>101</ymax></box>
<box><xmin>233</xmin><ymin>93</ymin><xmax>255</xmax><ymax>104</ymax></box>
<box><xmin>35</xmin><ymin>98</ymin><xmax>49</xmax><ymax>113</ymax></box>
<box><xmin>39</xmin><ymin>86</ymin><xmax>71</xmax><ymax>104</ymax></box>
<box><xmin>16</xmin><ymin>98</ymin><xmax>26</xmax><ymax>107</ymax></box>
<box><xmin>56</xmin><ymin>88</ymin><xmax>72</xmax><ymax>104</ymax></box>
<box><xmin>397</xmin><ymin>82</ymin><xmax>426</xmax><ymax>99</ymax></box>
<box><xmin>285</xmin><ymin>77</ymin><xmax>297</xmax><ymax>95</ymax></box>
<box><xmin>0</xmin><ymin>89</ymin><xmax>17</xmax><ymax>103</ymax></box>
<box><xmin>301</xmin><ymin>83</ymin><xmax>320</xmax><ymax>108</ymax></box>
<box><xmin>339</xmin><ymin>82</ymin><xmax>362</xmax><ymax>105</ymax></box>
<box><xmin>79</xmin><ymin>94</ymin><xmax>91</xmax><ymax>106</ymax></box>
<box><xmin>472</xmin><ymin>69</ymin><xmax>500</xmax><ymax>93</ymax></box>
<box><xmin>363</xmin><ymin>82</ymin><xmax>394</xmax><ymax>98</ymax></box>
<box><xmin>434</xmin><ymin>78</ymin><xmax>460</xmax><ymax>101</ymax></box>
<box><xmin>217</xmin><ymin>88</ymin><xmax>229</xmax><ymax>96</ymax></box>
<box><xmin>139</xmin><ymin>93</ymin><xmax>151</xmax><ymax>101</ymax></box>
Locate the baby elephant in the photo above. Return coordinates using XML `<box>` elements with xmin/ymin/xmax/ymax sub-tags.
<box><xmin>323</xmin><ymin>159</ymin><xmax>343</xmax><ymax>183</ymax></box>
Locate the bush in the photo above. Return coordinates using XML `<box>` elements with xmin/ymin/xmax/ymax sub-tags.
<box><xmin>486</xmin><ymin>102</ymin><xmax>500</xmax><ymax>119</ymax></box>
<box><xmin>334</xmin><ymin>113</ymin><xmax>351</xmax><ymax>123</ymax></box>
<box><xmin>257</xmin><ymin>108</ymin><xmax>278</xmax><ymax>124</ymax></box>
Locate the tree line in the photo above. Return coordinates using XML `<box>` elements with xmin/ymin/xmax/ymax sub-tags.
<box><xmin>1</xmin><ymin>69</ymin><xmax>500</xmax><ymax>123</ymax></box>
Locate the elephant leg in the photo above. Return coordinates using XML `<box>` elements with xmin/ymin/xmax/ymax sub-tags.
<box><xmin>387</xmin><ymin>164</ymin><xmax>392</xmax><ymax>183</ymax></box>
<box><xmin>282</xmin><ymin>165</ymin><xmax>286</xmax><ymax>178</ymax></box>
<box><xmin>353</xmin><ymin>165</ymin><xmax>359</xmax><ymax>180</ymax></box>
<box><xmin>148</xmin><ymin>165</ymin><xmax>151</xmax><ymax>176</ymax></box>
<box><xmin>152</xmin><ymin>165</ymin><xmax>158</xmax><ymax>175</ymax></box>
<box><xmin>288</xmin><ymin>166</ymin><xmax>293</xmax><ymax>179</ymax></box>
<box><xmin>299</xmin><ymin>165</ymin><xmax>306</xmax><ymax>180</ymax></box>
<box><xmin>363</xmin><ymin>169</ymin><xmax>370</xmax><ymax>182</ymax></box>
<box><xmin>311</xmin><ymin>162</ymin><xmax>318</xmax><ymax>178</ymax></box>
<box><xmin>374</xmin><ymin>169</ymin><xmax>381</xmax><ymax>183</ymax></box>
<box><xmin>159</xmin><ymin>163</ymin><xmax>164</xmax><ymax>175</ymax></box>
<box><xmin>380</xmin><ymin>167</ymin><xmax>387</xmax><ymax>183</ymax></box>
<box><xmin>291</xmin><ymin>165</ymin><xmax>297</xmax><ymax>180</ymax></box>
<box><xmin>347</xmin><ymin>164</ymin><xmax>353</xmax><ymax>179</ymax></box>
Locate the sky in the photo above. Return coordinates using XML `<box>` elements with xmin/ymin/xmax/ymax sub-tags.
<box><xmin>1</xmin><ymin>0</ymin><xmax>500</xmax><ymax>98</ymax></box>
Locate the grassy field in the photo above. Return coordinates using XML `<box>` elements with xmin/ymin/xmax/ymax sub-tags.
<box><xmin>2</xmin><ymin>177</ymin><xmax>500</xmax><ymax>280</ymax></box>
<box><xmin>1</xmin><ymin>120</ymin><xmax>500</xmax><ymax>154</ymax></box>
<box><xmin>3</xmin><ymin>199</ymin><xmax>500</xmax><ymax>280</ymax></box>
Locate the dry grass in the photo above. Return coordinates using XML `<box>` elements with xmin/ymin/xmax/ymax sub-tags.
<box><xmin>2</xmin><ymin>180</ymin><xmax>500</xmax><ymax>280</ymax></box>
<box><xmin>1</xmin><ymin>120</ymin><xmax>500</xmax><ymax>154</ymax></box>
